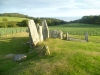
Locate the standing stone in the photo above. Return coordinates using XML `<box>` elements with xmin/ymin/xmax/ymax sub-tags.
<box><xmin>38</xmin><ymin>26</ymin><xmax>43</xmax><ymax>42</ymax></box>
<box><xmin>85</xmin><ymin>32</ymin><xmax>88</xmax><ymax>42</ymax></box>
<box><xmin>42</xmin><ymin>20</ymin><xmax>49</xmax><ymax>40</ymax></box>
<box><xmin>66</xmin><ymin>32</ymin><xmax>69</xmax><ymax>40</ymax></box>
<box><xmin>58</xmin><ymin>30</ymin><xmax>63</xmax><ymax>39</ymax></box>
<box><xmin>28</xmin><ymin>20</ymin><xmax>40</xmax><ymax>46</ymax></box>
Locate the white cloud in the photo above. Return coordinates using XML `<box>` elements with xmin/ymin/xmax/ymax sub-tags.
<box><xmin>0</xmin><ymin>0</ymin><xmax>100</xmax><ymax>17</ymax></box>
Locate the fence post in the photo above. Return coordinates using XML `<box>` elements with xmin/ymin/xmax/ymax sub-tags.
<box><xmin>85</xmin><ymin>32</ymin><xmax>88</xmax><ymax>42</ymax></box>
<box><xmin>0</xmin><ymin>32</ymin><xmax>1</xmax><ymax>37</ymax></box>
<box><xmin>66</xmin><ymin>32</ymin><xmax>69</xmax><ymax>40</ymax></box>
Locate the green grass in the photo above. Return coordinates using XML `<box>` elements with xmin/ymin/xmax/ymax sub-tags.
<box><xmin>0</xmin><ymin>16</ymin><xmax>28</xmax><ymax>22</ymax></box>
<box><xmin>49</xmin><ymin>23</ymin><xmax>100</xmax><ymax>36</ymax></box>
<box><xmin>0</xmin><ymin>32</ymin><xmax>100</xmax><ymax>75</ymax></box>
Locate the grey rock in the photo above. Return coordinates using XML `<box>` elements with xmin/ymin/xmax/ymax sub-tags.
<box><xmin>42</xmin><ymin>20</ymin><xmax>49</xmax><ymax>40</ymax></box>
<box><xmin>43</xmin><ymin>45</ymin><xmax>50</xmax><ymax>55</ymax></box>
<box><xmin>38</xmin><ymin>26</ymin><xmax>43</xmax><ymax>42</ymax></box>
<box><xmin>66</xmin><ymin>32</ymin><xmax>69</xmax><ymax>40</ymax></box>
<box><xmin>85</xmin><ymin>32</ymin><xmax>88</xmax><ymax>42</ymax></box>
<box><xmin>13</xmin><ymin>54</ymin><xmax>27</xmax><ymax>61</ymax></box>
<box><xmin>28</xmin><ymin>20</ymin><xmax>40</xmax><ymax>46</ymax></box>
<box><xmin>58</xmin><ymin>30</ymin><xmax>63</xmax><ymax>39</ymax></box>
<box><xmin>50</xmin><ymin>30</ymin><xmax>63</xmax><ymax>39</ymax></box>
<box><xmin>51</xmin><ymin>30</ymin><xmax>59</xmax><ymax>38</ymax></box>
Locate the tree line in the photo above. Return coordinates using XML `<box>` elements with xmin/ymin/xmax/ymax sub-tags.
<box><xmin>70</xmin><ymin>15</ymin><xmax>100</xmax><ymax>25</ymax></box>
<box><xmin>0</xmin><ymin>13</ymin><xmax>67</xmax><ymax>28</ymax></box>
<box><xmin>0</xmin><ymin>18</ymin><xmax>28</xmax><ymax>28</ymax></box>
<box><xmin>0</xmin><ymin>13</ymin><xmax>30</xmax><ymax>18</ymax></box>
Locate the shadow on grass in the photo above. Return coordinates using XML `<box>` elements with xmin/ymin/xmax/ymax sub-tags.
<box><xmin>0</xmin><ymin>37</ymin><xmax>54</xmax><ymax>75</ymax></box>
<box><xmin>0</xmin><ymin>37</ymin><xmax>30</xmax><ymax>75</ymax></box>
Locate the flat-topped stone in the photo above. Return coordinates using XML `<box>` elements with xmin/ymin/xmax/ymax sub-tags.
<box><xmin>50</xmin><ymin>30</ymin><xmax>63</xmax><ymax>39</ymax></box>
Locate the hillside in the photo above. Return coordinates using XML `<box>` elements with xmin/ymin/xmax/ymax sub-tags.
<box><xmin>0</xmin><ymin>16</ymin><xmax>28</xmax><ymax>22</ymax></box>
<box><xmin>0</xmin><ymin>13</ymin><xmax>67</xmax><ymax>27</ymax></box>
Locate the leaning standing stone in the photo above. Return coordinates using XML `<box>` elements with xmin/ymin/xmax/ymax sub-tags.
<box><xmin>28</xmin><ymin>20</ymin><xmax>40</xmax><ymax>46</ymax></box>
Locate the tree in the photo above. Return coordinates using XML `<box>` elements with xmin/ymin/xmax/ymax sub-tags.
<box><xmin>2</xmin><ymin>18</ymin><xmax>8</xmax><ymax>28</ymax></box>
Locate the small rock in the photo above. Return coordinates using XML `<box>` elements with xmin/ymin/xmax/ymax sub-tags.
<box><xmin>43</xmin><ymin>45</ymin><xmax>50</xmax><ymax>55</ymax></box>
<box><xmin>13</xmin><ymin>54</ymin><xmax>27</xmax><ymax>61</ymax></box>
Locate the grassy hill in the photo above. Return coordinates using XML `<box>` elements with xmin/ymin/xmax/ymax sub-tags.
<box><xmin>0</xmin><ymin>31</ymin><xmax>100</xmax><ymax>75</ymax></box>
<box><xmin>0</xmin><ymin>16</ymin><xmax>28</xmax><ymax>22</ymax></box>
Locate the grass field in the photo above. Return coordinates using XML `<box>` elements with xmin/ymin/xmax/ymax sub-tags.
<box><xmin>0</xmin><ymin>30</ymin><xmax>100</xmax><ymax>75</ymax></box>
<box><xmin>0</xmin><ymin>23</ymin><xmax>100</xmax><ymax>75</ymax></box>
<box><xmin>0</xmin><ymin>23</ymin><xmax>100</xmax><ymax>37</ymax></box>
<box><xmin>0</xmin><ymin>27</ymin><xmax>28</xmax><ymax>37</ymax></box>
<box><xmin>0</xmin><ymin>16</ymin><xmax>28</xmax><ymax>22</ymax></box>
<box><xmin>49</xmin><ymin>23</ymin><xmax>100</xmax><ymax>36</ymax></box>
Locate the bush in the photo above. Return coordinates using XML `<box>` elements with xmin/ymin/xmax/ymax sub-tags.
<box><xmin>7</xmin><ymin>21</ymin><xmax>17</xmax><ymax>27</ymax></box>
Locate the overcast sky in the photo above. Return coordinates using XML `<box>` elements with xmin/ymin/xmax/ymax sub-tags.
<box><xmin>0</xmin><ymin>0</ymin><xmax>100</xmax><ymax>21</ymax></box>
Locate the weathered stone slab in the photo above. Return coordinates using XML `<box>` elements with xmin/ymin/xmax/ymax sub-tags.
<box><xmin>13</xmin><ymin>54</ymin><xmax>27</xmax><ymax>61</ymax></box>
<box><xmin>42</xmin><ymin>20</ymin><xmax>49</xmax><ymax>40</ymax></box>
<box><xmin>85</xmin><ymin>32</ymin><xmax>88</xmax><ymax>42</ymax></box>
<box><xmin>38</xmin><ymin>26</ymin><xmax>43</xmax><ymax>42</ymax></box>
<box><xmin>50</xmin><ymin>30</ymin><xmax>63</xmax><ymax>39</ymax></box>
<box><xmin>28</xmin><ymin>20</ymin><xmax>40</xmax><ymax>46</ymax></box>
<box><xmin>66</xmin><ymin>32</ymin><xmax>69</xmax><ymax>40</ymax></box>
<box><xmin>51</xmin><ymin>30</ymin><xmax>59</xmax><ymax>38</ymax></box>
<box><xmin>58</xmin><ymin>30</ymin><xmax>63</xmax><ymax>39</ymax></box>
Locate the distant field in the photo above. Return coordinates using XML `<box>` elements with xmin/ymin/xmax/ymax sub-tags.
<box><xmin>0</xmin><ymin>27</ymin><xmax>28</xmax><ymax>36</ymax></box>
<box><xmin>0</xmin><ymin>16</ymin><xmax>28</xmax><ymax>22</ymax></box>
<box><xmin>49</xmin><ymin>23</ymin><xmax>100</xmax><ymax>36</ymax></box>
<box><xmin>0</xmin><ymin>23</ymin><xmax>100</xmax><ymax>36</ymax></box>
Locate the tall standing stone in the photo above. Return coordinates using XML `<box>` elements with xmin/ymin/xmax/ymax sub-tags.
<box><xmin>42</xmin><ymin>20</ymin><xmax>49</xmax><ymax>40</ymax></box>
<box><xmin>66</xmin><ymin>32</ymin><xmax>69</xmax><ymax>40</ymax></box>
<box><xmin>38</xmin><ymin>26</ymin><xmax>43</xmax><ymax>42</ymax></box>
<box><xmin>58</xmin><ymin>30</ymin><xmax>63</xmax><ymax>39</ymax></box>
<box><xmin>28</xmin><ymin>20</ymin><xmax>40</xmax><ymax>46</ymax></box>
